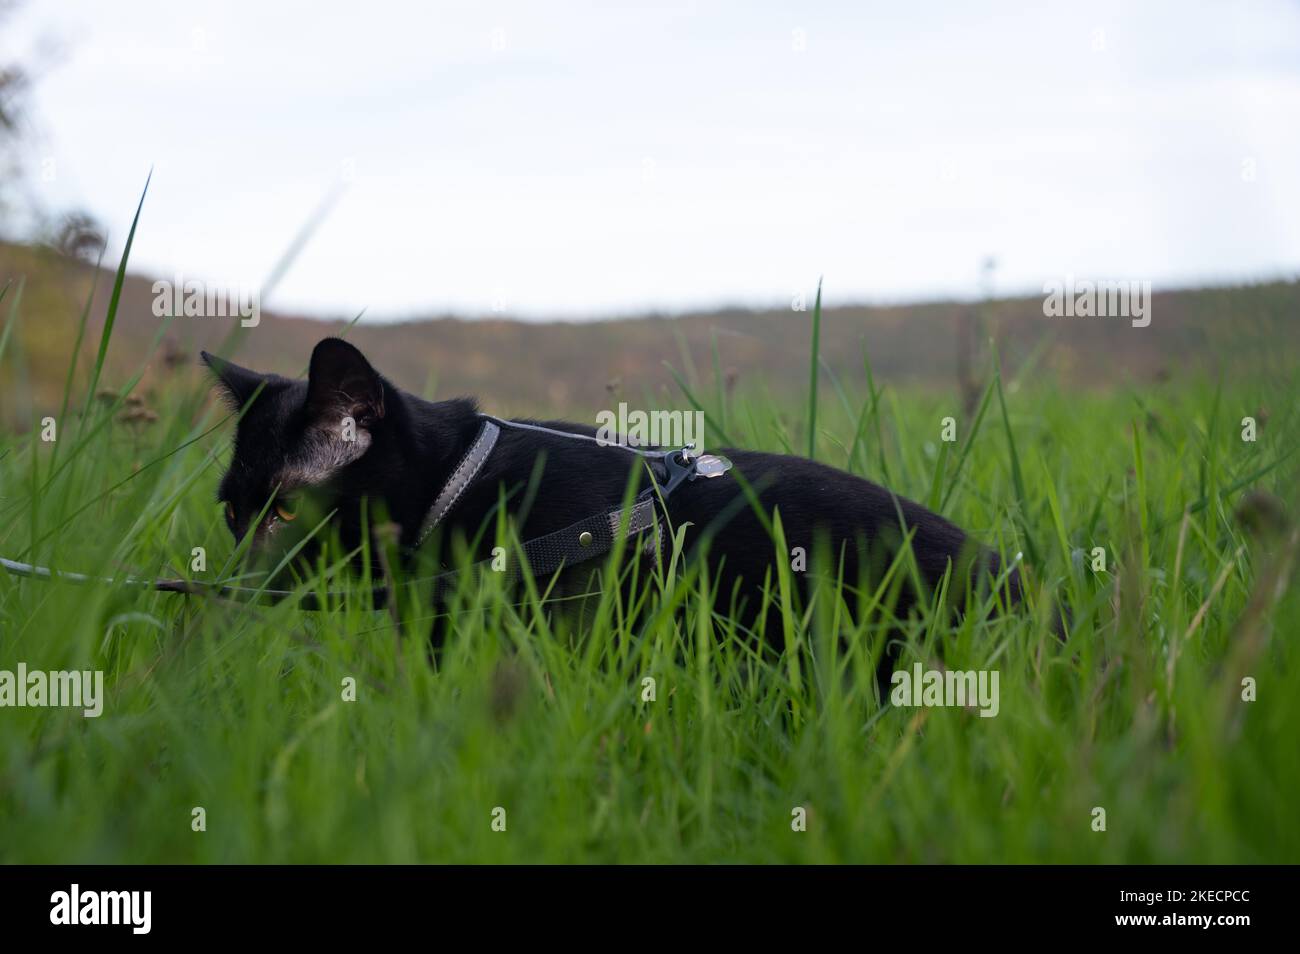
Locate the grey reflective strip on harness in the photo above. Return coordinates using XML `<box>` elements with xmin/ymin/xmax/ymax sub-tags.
<box><xmin>477</xmin><ymin>414</ymin><xmax>671</xmax><ymax>461</ymax></box>
<box><xmin>416</xmin><ymin>419</ymin><xmax>500</xmax><ymax>546</ymax></box>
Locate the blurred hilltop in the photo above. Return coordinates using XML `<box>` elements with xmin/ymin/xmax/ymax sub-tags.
<box><xmin>1</xmin><ymin>238</ymin><xmax>1297</xmax><ymax>427</ymax></box>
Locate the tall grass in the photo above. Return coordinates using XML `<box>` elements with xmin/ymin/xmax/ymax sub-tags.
<box><xmin>0</xmin><ymin>230</ymin><xmax>1297</xmax><ymax>863</ymax></box>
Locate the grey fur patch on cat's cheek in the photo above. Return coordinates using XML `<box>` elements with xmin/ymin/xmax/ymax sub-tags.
<box><xmin>276</xmin><ymin>424</ymin><xmax>373</xmax><ymax>488</ymax></box>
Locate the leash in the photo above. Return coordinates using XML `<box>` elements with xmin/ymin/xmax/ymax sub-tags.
<box><xmin>0</xmin><ymin>415</ymin><xmax>733</xmax><ymax>608</ymax></box>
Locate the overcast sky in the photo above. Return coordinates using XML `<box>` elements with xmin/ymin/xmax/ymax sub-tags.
<box><xmin>6</xmin><ymin>0</ymin><xmax>1299</xmax><ymax>320</ymax></box>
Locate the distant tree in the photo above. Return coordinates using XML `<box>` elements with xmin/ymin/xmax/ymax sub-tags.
<box><xmin>0</xmin><ymin>63</ymin><xmax>25</xmax><ymax>135</ymax></box>
<box><xmin>0</xmin><ymin>0</ymin><xmax>33</xmax><ymax>221</ymax></box>
<box><xmin>49</xmin><ymin>209</ymin><xmax>106</xmax><ymax>263</ymax></box>
<box><xmin>0</xmin><ymin>4</ymin><xmax>27</xmax><ymax>134</ymax></box>
<box><xmin>1</xmin><ymin>3</ymin><xmax>90</xmax><ymax>246</ymax></box>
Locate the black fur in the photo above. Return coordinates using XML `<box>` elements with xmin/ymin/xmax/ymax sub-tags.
<box><xmin>204</xmin><ymin>338</ymin><xmax>1025</xmax><ymax>651</ymax></box>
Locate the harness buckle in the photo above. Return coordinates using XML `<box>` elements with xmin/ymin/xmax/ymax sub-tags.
<box><xmin>654</xmin><ymin>447</ymin><xmax>733</xmax><ymax>500</ymax></box>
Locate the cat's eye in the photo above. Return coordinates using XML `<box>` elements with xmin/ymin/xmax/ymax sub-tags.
<box><xmin>274</xmin><ymin>498</ymin><xmax>299</xmax><ymax>522</ymax></box>
<box><xmin>224</xmin><ymin>501</ymin><xmax>235</xmax><ymax>521</ymax></box>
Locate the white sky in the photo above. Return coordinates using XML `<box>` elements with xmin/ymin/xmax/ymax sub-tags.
<box><xmin>6</xmin><ymin>0</ymin><xmax>1300</xmax><ymax>320</ymax></box>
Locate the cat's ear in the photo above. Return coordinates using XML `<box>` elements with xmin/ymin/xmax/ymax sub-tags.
<box><xmin>201</xmin><ymin>351</ymin><xmax>267</xmax><ymax>409</ymax></box>
<box><xmin>305</xmin><ymin>338</ymin><xmax>385</xmax><ymax>428</ymax></box>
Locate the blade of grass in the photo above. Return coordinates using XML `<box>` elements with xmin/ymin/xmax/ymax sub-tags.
<box><xmin>81</xmin><ymin>169</ymin><xmax>152</xmax><ymax>419</ymax></box>
<box><xmin>807</xmin><ymin>277</ymin><xmax>823</xmax><ymax>460</ymax></box>
<box><xmin>939</xmin><ymin>376</ymin><xmax>995</xmax><ymax>512</ymax></box>
<box><xmin>991</xmin><ymin>339</ymin><xmax>1039</xmax><ymax>566</ymax></box>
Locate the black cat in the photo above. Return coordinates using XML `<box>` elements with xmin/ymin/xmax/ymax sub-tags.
<box><xmin>203</xmin><ymin>337</ymin><xmax>1025</xmax><ymax>652</ymax></box>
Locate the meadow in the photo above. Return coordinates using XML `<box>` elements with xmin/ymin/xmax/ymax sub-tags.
<box><xmin>1</xmin><ymin>235</ymin><xmax>1297</xmax><ymax>863</ymax></box>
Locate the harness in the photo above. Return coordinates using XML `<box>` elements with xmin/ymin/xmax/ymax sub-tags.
<box><xmin>415</xmin><ymin>415</ymin><xmax>732</xmax><ymax>600</ymax></box>
<box><xmin>0</xmin><ymin>415</ymin><xmax>733</xmax><ymax>608</ymax></box>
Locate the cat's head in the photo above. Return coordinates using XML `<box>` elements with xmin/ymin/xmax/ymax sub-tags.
<box><xmin>202</xmin><ymin>338</ymin><xmax>393</xmax><ymax>563</ymax></box>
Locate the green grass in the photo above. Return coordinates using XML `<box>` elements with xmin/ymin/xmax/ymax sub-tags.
<box><xmin>1</xmin><ymin>249</ymin><xmax>1298</xmax><ymax>864</ymax></box>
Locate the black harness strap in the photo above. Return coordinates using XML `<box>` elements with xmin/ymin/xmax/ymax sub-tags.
<box><xmin>426</xmin><ymin>491</ymin><xmax>662</xmax><ymax>603</ymax></box>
